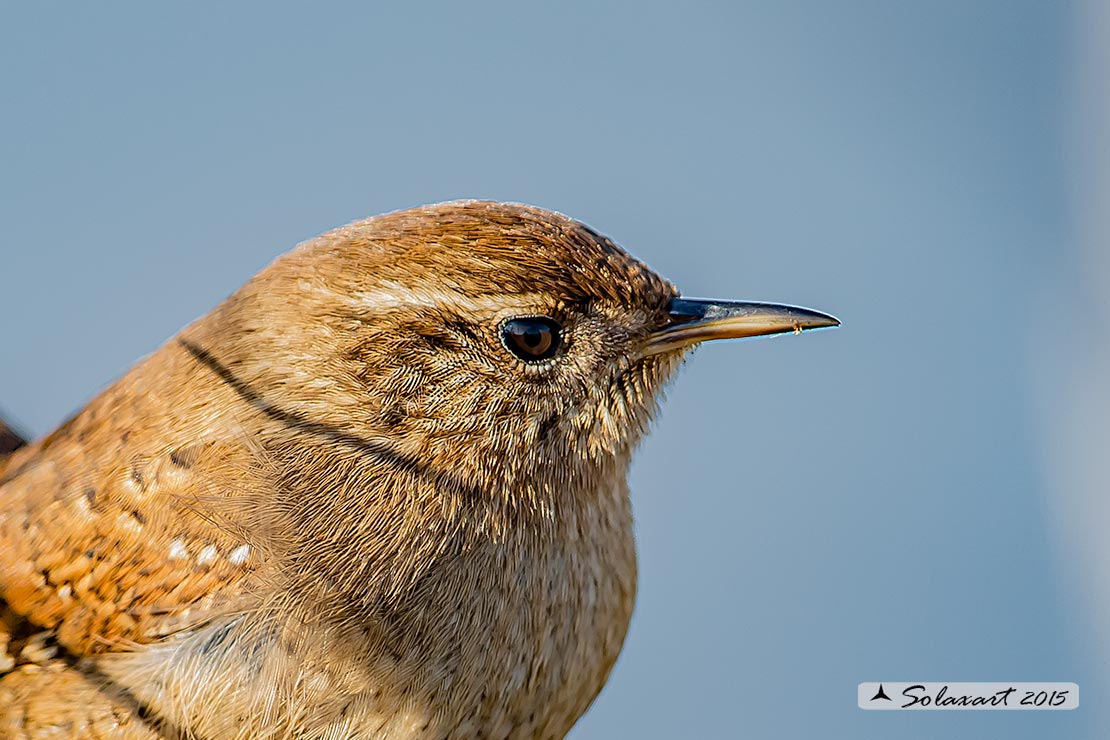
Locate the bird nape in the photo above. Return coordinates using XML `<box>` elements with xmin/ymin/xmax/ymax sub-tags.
<box><xmin>0</xmin><ymin>201</ymin><xmax>837</xmax><ymax>740</ymax></box>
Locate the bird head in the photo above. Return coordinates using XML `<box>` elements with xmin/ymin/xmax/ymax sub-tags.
<box><xmin>186</xmin><ymin>201</ymin><xmax>837</xmax><ymax>509</ymax></box>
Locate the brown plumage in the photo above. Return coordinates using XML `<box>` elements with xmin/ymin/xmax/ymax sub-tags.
<box><xmin>0</xmin><ymin>201</ymin><xmax>836</xmax><ymax>739</ymax></box>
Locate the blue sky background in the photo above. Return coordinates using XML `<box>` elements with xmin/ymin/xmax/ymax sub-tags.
<box><xmin>2</xmin><ymin>2</ymin><xmax>1102</xmax><ymax>738</ymax></box>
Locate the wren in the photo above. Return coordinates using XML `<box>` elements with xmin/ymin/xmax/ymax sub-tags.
<box><xmin>0</xmin><ymin>201</ymin><xmax>837</xmax><ymax>739</ymax></box>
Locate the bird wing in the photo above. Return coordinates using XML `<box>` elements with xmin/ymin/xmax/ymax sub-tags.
<box><xmin>0</xmin><ymin>413</ymin><xmax>264</xmax><ymax>737</ymax></box>
<box><xmin>0</xmin><ymin>604</ymin><xmax>168</xmax><ymax>740</ymax></box>
<box><xmin>0</xmin><ymin>407</ymin><xmax>263</xmax><ymax>660</ymax></box>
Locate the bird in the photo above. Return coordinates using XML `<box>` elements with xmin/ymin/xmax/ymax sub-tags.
<box><xmin>0</xmin><ymin>201</ymin><xmax>837</xmax><ymax>739</ymax></box>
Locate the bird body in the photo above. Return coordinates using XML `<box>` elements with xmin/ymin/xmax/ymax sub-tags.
<box><xmin>0</xmin><ymin>202</ymin><xmax>836</xmax><ymax>739</ymax></box>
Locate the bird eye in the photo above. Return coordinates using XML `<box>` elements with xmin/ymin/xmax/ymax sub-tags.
<box><xmin>500</xmin><ymin>317</ymin><xmax>562</xmax><ymax>363</ymax></box>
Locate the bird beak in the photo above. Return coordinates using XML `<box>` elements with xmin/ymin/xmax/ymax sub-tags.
<box><xmin>643</xmin><ymin>297</ymin><xmax>840</xmax><ymax>356</ymax></box>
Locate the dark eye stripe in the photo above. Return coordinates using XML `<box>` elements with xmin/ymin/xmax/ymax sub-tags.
<box><xmin>500</xmin><ymin>317</ymin><xmax>561</xmax><ymax>363</ymax></box>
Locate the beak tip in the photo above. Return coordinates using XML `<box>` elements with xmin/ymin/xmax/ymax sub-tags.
<box><xmin>649</xmin><ymin>298</ymin><xmax>840</xmax><ymax>354</ymax></box>
<box><xmin>788</xmin><ymin>308</ymin><xmax>840</xmax><ymax>333</ymax></box>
